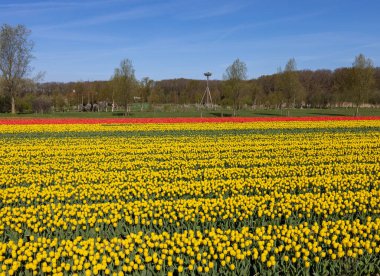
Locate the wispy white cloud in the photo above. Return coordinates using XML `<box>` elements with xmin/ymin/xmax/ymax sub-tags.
<box><xmin>31</xmin><ymin>1</ymin><xmax>176</xmax><ymax>31</ymax></box>
<box><xmin>32</xmin><ymin>30</ymin><xmax>129</xmax><ymax>45</ymax></box>
<box><xmin>213</xmin><ymin>11</ymin><xmax>327</xmax><ymax>43</ymax></box>
<box><xmin>7</xmin><ymin>0</ymin><xmax>378</xmax><ymax>82</ymax></box>
<box><xmin>0</xmin><ymin>0</ymin><xmax>126</xmax><ymax>12</ymax></box>
<box><xmin>1</xmin><ymin>0</ymin><xmax>171</xmax><ymax>27</ymax></box>
<box><xmin>176</xmin><ymin>1</ymin><xmax>252</xmax><ymax>20</ymax></box>
<box><xmin>354</xmin><ymin>41</ymin><xmax>380</xmax><ymax>50</ymax></box>
<box><xmin>0</xmin><ymin>1</ymin><xmax>87</xmax><ymax>18</ymax></box>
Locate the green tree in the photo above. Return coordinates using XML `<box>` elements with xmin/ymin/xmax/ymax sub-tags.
<box><xmin>281</xmin><ymin>58</ymin><xmax>305</xmax><ymax>108</ymax></box>
<box><xmin>249</xmin><ymin>81</ymin><xmax>264</xmax><ymax>108</ymax></box>
<box><xmin>0</xmin><ymin>24</ymin><xmax>34</xmax><ymax>113</ymax></box>
<box><xmin>223</xmin><ymin>58</ymin><xmax>248</xmax><ymax>116</ymax></box>
<box><xmin>140</xmin><ymin>77</ymin><xmax>154</xmax><ymax>103</ymax></box>
<box><xmin>148</xmin><ymin>87</ymin><xmax>163</xmax><ymax>105</ymax></box>
<box><xmin>351</xmin><ymin>54</ymin><xmax>375</xmax><ymax>116</ymax></box>
<box><xmin>112</xmin><ymin>59</ymin><xmax>136</xmax><ymax>116</ymax></box>
<box><xmin>273</xmin><ymin>70</ymin><xmax>285</xmax><ymax>109</ymax></box>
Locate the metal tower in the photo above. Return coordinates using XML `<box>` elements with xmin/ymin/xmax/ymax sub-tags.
<box><xmin>200</xmin><ymin>72</ymin><xmax>213</xmax><ymax>107</ymax></box>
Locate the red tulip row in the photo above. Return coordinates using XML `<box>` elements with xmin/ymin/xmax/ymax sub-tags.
<box><xmin>0</xmin><ymin>116</ymin><xmax>379</xmax><ymax>125</ymax></box>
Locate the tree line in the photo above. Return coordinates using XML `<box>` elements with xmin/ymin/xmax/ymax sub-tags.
<box><xmin>1</xmin><ymin>24</ymin><xmax>379</xmax><ymax>115</ymax></box>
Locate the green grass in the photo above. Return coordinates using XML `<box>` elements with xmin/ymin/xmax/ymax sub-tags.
<box><xmin>0</xmin><ymin>107</ymin><xmax>379</xmax><ymax>118</ymax></box>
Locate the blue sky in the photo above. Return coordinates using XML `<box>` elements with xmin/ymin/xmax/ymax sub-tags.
<box><xmin>1</xmin><ymin>0</ymin><xmax>379</xmax><ymax>82</ymax></box>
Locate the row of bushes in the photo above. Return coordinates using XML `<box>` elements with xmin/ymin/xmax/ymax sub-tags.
<box><xmin>0</xmin><ymin>94</ymin><xmax>52</xmax><ymax>114</ymax></box>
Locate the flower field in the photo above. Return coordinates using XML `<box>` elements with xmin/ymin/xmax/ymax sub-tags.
<box><xmin>0</xmin><ymin>117</ymin><xmax>380</xmax><ymax>275</ymax></box>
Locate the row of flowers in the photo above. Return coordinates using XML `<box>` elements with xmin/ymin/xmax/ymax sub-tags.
<box><xmin>0</xmin><ymin>116</ymin><xmax>379</xmax><ymax>125</ymax></box>
<box><xmin>1</xmin><ymin>119</ymin><xmax>379</xmax><ymax>275</ymax></box>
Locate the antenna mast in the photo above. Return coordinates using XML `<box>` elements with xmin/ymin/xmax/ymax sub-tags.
<box><xmin>200</xmin><ymin>72</ymin><xmax>213</xmax><ymax>107</ymax></box>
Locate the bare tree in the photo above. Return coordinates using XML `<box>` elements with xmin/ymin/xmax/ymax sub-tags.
<box><xmin>112</xmin><ymin>59</ymin><xmax>136</xmax><ymax>116</ymax></box>
<box><xmin>223</xmin><ymin>58</ymin><xmax>248</xmax><ymax>116</ymax></box>
<box><xmin>0</xmin><ymin>24</ymin><xmax>34</xmax><ymax>113</ymax></box>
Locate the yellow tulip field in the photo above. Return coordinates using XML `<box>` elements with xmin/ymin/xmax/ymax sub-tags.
<box><xmin>0</xmin><ymin>118</ymin><xmax>380</xmax><ymax>275</ymax></box>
